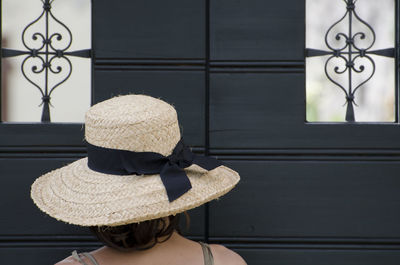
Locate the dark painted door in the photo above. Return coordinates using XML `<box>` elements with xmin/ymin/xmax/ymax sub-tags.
<box><xmin>1</xmin><ymin>0</ymin><xmax>400</xmax><ymax>264</ymax></box>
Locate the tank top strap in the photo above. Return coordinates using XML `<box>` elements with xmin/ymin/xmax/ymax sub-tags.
<box><xmin>198</xmin><ymin>242</ymin><xmax>214</xmax><ymax>265</ymax></box>
<box><xmin>71</xmin><ymin>250</ymin><xmax>100</xmax><ymax>265</ymax></box>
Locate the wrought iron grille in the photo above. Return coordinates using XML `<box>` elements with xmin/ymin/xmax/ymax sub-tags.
<box><xmin>305</xmin><ymin>0</ymin><xmax>396</xmax><ymax>122</ymax></box>
<box><xmin>1</xmin><ymin>0</ymin><xmax>91</xmax><ymax>122</ymax></box>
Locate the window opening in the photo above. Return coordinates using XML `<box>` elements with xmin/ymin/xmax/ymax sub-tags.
<box><xmin>306</xmin><ymin>0</ymin><xmax>396</xmax><ymax>122</ymax></box>
<box><xmin>1</xmin><ymin>0</ymin><xmax>91</xmax><ymax>122</ymax></box>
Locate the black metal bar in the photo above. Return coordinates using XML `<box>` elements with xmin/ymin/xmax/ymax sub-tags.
<box><xmin>2</xmin><ymin>48</ymin><xmax>91</xmax><ymax>58</ymax></box>
<box><xmin>363</xmin><ymin>48</ymin><xmax>395</xmax><ymax>57</ymax></box>
<box><xmin>42</xmin><ymin>0</ymin><xmax>50</xmax><ymax>122</ymax></box>
<box><xmin>346</xmin><ymin>0</ymin><xmax>354</xmax><ymax>122</ymax></box>
<box><xmin>1</xmin><ymin>48</ymin><xmax>30</xmax><ymax>57</ymax></box>
<box><xmin>65</xmin><ymin>49</ymin><xmax>92</xmax><ymax>58</ymax></box>
<box><xmin>305</xmin><ymin>48</ymin><xmax>332</xmax><ymax>57</ymax></box>
<box><xmin>306</xmin><ymin>47</ymin><xmax>395</xmax><ymax>58</ymax></box>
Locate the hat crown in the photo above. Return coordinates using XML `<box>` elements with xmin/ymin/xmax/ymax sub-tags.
<box><xmin>85</xmin><ymin>94</ymin><xmax>181</xmax><ymax>156</ymax></box>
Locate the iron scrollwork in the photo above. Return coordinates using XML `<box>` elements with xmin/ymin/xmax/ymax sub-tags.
<box><xmin>306</xmin><ymin>0</ymin><xmax>395</xmax><ymax>122</ymax></box>
<box><xmin>1</xmin><ymin>0</ymin><xmax>91</xmax><ymax>122</ymax></box>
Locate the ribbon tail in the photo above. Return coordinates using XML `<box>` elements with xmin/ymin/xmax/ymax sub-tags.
<box><xmin>160</xmin><ymin>162</ymin><xmax>192</xmax><ymax>202</ymax></box>
<box><xmin>192</xmin><ymin>154</ymin><xmax>224</xmax><ymax>170</ymax></box>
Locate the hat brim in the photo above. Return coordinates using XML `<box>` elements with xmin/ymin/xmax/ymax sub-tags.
<box><xmin>31</xmin><ymin>158</ymin><xmax>240</xmax><ymax>226</ymax></box>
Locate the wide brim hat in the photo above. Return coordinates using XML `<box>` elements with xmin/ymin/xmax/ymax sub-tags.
<box><xmin>31</xmin><ymin>94</ymin><xmax>240</xmax><ymax>226</ymax></box>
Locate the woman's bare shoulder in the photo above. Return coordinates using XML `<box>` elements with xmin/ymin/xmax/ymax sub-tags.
<box><xmin>209</xmin><ymin>244</ymin><xmax>247</xmax><ymax>265</ymax></box>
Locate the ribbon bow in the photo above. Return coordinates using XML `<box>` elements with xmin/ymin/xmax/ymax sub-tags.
<box><xmin>86</xmin><ymin>137</ymin><xmax>224</xmax><ymax>202</ymax></box>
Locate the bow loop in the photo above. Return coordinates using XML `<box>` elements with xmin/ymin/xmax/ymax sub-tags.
<box><xmin>166</xmin><ymin>139</ymin><xmax>194</xmax><ymax>168</ymax></box>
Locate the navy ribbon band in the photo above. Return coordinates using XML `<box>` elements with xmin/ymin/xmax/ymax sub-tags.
<box><xmin>86</xmin><ymin>137</ymin><xmax>224</xmax><ymax>202</ymax></box>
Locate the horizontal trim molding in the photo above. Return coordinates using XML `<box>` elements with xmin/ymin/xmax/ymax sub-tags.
<box><xmin>0</xmin><ymin>146</ymin><xmax>87</xmax><ymax>153</ymax></box>
<box><xmin>211</xmin><ymin>148</ymin><xmax>400</xmax><ymax>155</ymax></box>
<box><xmin>220</xmin><ymin>243</ymin><xmax>400</xmax><ymax>251</ymax></box>
<box><xmin>0</xmin><ymin>242</ymin><xmax>101</xmax><ymax>248</ymax></box>
<box><xmin>216</xmin><ymin>156</ymin><xmax>400</xmax><ymax>162</ymax></box>
<box><xmin>210</xmin><ymin>68</ymin><xmax>304</xmax><ymax>73</ymax></box>
<box><xmin>0</xmin><ymin>147</ymin><xmax>205</xmax><ymax>158</ymax></box>
<box><xmin>210</xmin><ymin>237</ymin><xmax>400</xmax><ymax>250</ymax></box>
<box><xmin>1</xmin><ymin>147</ymin><xmax>400</xmax><ymax>160</ymax></box>
<box><xmin>0</xmin><ymin>235</ymin><xmax>203</xmax><ymax>247</ymax></box>
<box><xmin>95</xmin><ymin>58</ymin><xmax>205</xmax><ymax>71</ymax></box>
<box><xmin>210</xmin><ymin>60</ymin><xmax>304</xmax><ymax>72</ymax></box>
<box><xmin>209</xmin><ymin>61</ymin><xmax>304</xmax><ymax>67</ymax></box>
<box><xmin>93</xmin><ymin>59</ymin><xmax>304</xmax><ymax>72</ymax></box>
<box><xmin>95</xmin><ymin>58</ymin><xmax>206</xmax><ymax>65</ymax></box>
<box><xmin>2</xmin><ymin>235</ymin><xmax>400</xmax><ymax>249</ymax></box>
<box><xmin>210</xmin><ymin>148</ymin><xmax>400</xmax><ymax>161</ymax></box>
<box><xmin>95</xmin><ymin>65</ymin><xmax>206</xmax><ymax>71</ymax></box>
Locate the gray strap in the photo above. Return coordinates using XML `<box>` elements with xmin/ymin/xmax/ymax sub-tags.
<box><xmin>72</xmin><ymin>251</ymin><xmax>89</xmax><ymax>265</ymax></box>
<box><xmin>199</xmin><ymin>242</ymin><xmax>214</xmax><ymax>265</ymax></box>
<box><xmin>71</xmin><ymin>250</ymin><xmax>100</xmax><ymax>265</ymax></box>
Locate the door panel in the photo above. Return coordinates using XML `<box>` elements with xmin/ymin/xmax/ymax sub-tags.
<box><xmin>0</xmin><ymin>158</ymin><xmax>88</xmax><ymax>235</ymax></box>
<box><xmin>210</xmin><ymin>160</ymin><xmax>400</xmax><ymax>238</ymax></box>
<box><xmin>210</xmin><ymin>0</ymin><xmax>304</xmax><ymax>60</ymax></box>
<box><xmin>210</xmin><ymin>73</ymin><xmax>304</xmax><ymax>149</ymax></box>
<box><xmin>94</xmin><ymin>0</ymin><xmax>205</xmax><ymax>59</ymax></box>
<box><xmin>0</xmin><ymin>247</ymin><xmax>100</xmax><ymax>264</ymax></box>
<box><xmin>0</xmin><ymin>124</ymin><xmax>84</xmax><ymax>147</ymax></box>
<box><xmin>94</xmin><ymin>70</ymin><xmax>206</xmax><ymax>147</ymax></box>
<box><xmin>210</xmin><ymin>73</ymin><xmax>400</xmax><ymax>149</ymax></box>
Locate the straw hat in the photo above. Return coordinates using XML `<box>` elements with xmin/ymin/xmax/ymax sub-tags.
<box><xmin>30</xmin><ymin>94</ymin><xmax>240</xmax><ymax>226</ymax></box>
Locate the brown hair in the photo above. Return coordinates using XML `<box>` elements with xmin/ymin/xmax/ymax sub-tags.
<box><xmin>90</xmin><ymin>212</ymin><xmax>190</xmax><ymax>251</ymax></box>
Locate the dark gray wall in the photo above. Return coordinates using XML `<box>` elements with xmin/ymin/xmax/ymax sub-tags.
<box><xmin>1</xmin><ymin>0</ymin><xmax>400</xmax><ymax>264</ymax></box>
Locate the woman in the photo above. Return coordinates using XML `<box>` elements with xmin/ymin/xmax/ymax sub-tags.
<box><xmin>31</xmin><ymin>94</ymin><xmax>246</xmax><ymax>265</ymax></box>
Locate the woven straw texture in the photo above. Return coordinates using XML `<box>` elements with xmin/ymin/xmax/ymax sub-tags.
<box><xmin>85</xmin><ymin>94</ymin><xmax>181</xmax><ymax>156</ymax></box>
<box><xmin>30</xmin><ymin>94</ymin><xmax>240</xmax><ymax>226</ymax></box>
